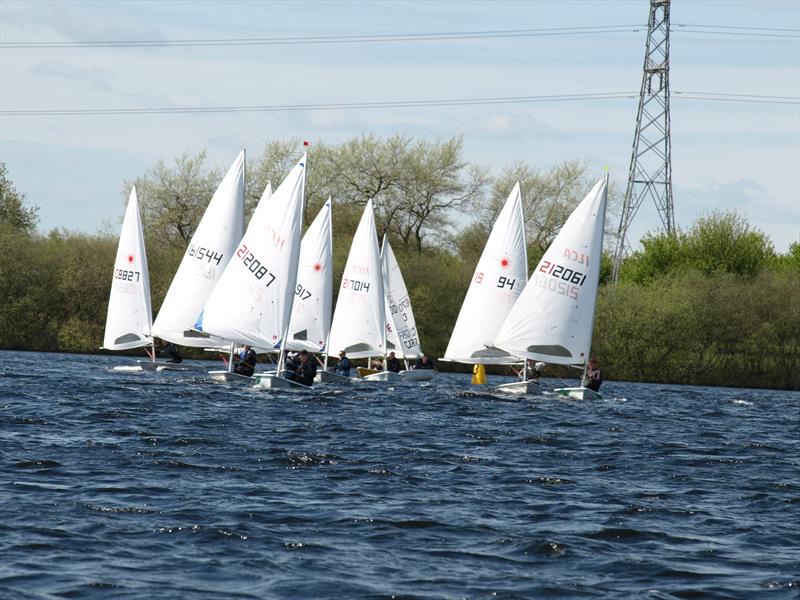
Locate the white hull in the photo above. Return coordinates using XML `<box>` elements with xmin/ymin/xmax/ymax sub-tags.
<box><xmin>362</xmin><ymin>371</ymin><xmax>403</xmax><ymax>383</ymax></box>
<box><xmin>495</xmin><ymin>379</ymin><xmax>543</xmax><ymax>395</ymax></box>
<box><xmin>208</xmin><ymin>370</ymin><xmax>253</xmax><ymax>383</ymax></box>
<box><xmin>156</xmin><ymin>363</ymin><xmax>205</xmax><ymax>372</ymax></box>
<box><xmin>315</xmin><ymin>370</ymin><xmax>353</xmax><ymax>384</ymax></box>
<box><xmin>400</xmin><ymin>369</ymin><xmax>435</xmax><ymax>382</ymax></box>
<box><xmin>112</xmin><ymin>364</ymin><xmax>151</xmax><ymax>372</ymax></box>
<box><xmin>112</xmin><ymin>360</ymin><xmax>207</xmax><ymax>373</ymax></box>
<box><xmin>254</xmin><ymin>374</ymin><xmax>312</xmax><ymax>390</ymax></box>
<box><xmin>554</xmin><ymin>386</ymin><xmax>603</xmax><ymax>401</ymax></box>
<box><xmin>111</xmin><ymin>360</ymin><xmax>160</xmax><ymax>372</ymax></box>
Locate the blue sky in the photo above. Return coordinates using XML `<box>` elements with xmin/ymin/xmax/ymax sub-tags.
<box><xmin>1</xmin><ymin>0</ymin><xmax>798</xmax><ymax>251</ymax></box>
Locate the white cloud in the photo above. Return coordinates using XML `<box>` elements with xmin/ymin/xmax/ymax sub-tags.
<box><xmin>29</xmin><ymin>60</ymin><xmax>115</xmax><ymax>92</ymax></box>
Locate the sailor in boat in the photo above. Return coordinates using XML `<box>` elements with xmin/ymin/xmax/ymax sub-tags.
<box><xmin>584</xmin><ymin>358</ymin><xmax>602</xmax><ymax>392</ymax></box>
<box><xmin>164</xmin><ymin>343</ymin><xmax>183</xmax><ymax>364</ymax></box>
<box><xmin>515</xmin><ymin>360</ymin><xmax>545</xmax><ymax>381</ymax></box>
<box><xmin>284</xmin><ymin>352</ymin><xmax>300</xmax><ymax>373</ymax></box>
<box><xmin>333</xmin><ymin>350</ymin><xmax>351</xmax><ymax>376</ymax></box>
<box><xmin>287</xmin><ymin>350</ymin><xmax>317</xmax><ymax>386</ymax></box>
<box><xmin>370</xmin><ymin>357</ymin><xmax>384</xmax><ymax>371</ymax></box>
<box><xmin>233</xmin><ymin>345</ymin><xmax>257</xmax><ymax>377</ymax></box>
<box><xmin>386</xmin><ymin>352</ymin><xmax>401</xmax><ymax>374</ymax></box>
<box><xmin>151</xmin><ymin>339</ymin><xmax>182</xmax><ymax>363</ymax></box>
<box><xmin>414</xmin><ymin>354</ymin><xmax>435</xmax><ymax>370</ymax></box>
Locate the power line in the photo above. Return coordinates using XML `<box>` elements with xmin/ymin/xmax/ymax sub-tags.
<box><xmin>1</xmin><ymin>91</ymin><xmax>797</xmax><ymax>117</ymax></box>
<box><xmin>676</xmin><ymin>23</ymin><xmax>799</xmax><ymax>33</ymax></box>
<box><xmin>1</xmin><ymin>23</ymin><xmax>796</xmax><ymax>49</ymax></box>
<box><xmin>0</xmin><ymin>92</ymin><xmax>639</xmax><ymax>116</ymax></box>
<box><xmin>0</xmin><ymin>25</ymin><xmax>647</xmax><ymax>49</ymax></box>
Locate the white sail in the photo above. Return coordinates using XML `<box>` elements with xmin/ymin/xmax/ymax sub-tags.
<box><xmin>103</xmin><ymin>187</ymin><xmax>153</xmax><ymax>350</ymax></box>
<box><xmin>198</xmin><ymin>155</ymin><xmax>306</xmax><ymax>349</ymax></box>
<box><xmin>494</xmin><ymin>175</ymin><xmax>608</xmax><ymax>366</ymax></box>
<box><xmin>327</xmin><ymin>200</ymin><xmax>385</xmax><ymax>359</ymax></box>
<box><xmin>382</xmin><ymin>236</ymin><xmax>421</xmax><ymax>359</ymax></box>
<box><xmin>443</xmin><ymin>182</ymin><xmax>527</xmax><ymax>364</ymax></box>
<box><xmin>285</xmin><ymin>198</ymin><xmax>333</xmax><ymax>352</ymax></box>
<box><xmin>152</xmin><ymin>151</ymin><xmax>245</xmax><ymax>347</ymax></box>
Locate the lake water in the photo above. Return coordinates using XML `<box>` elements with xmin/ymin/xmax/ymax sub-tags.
<box><xmin>1</xmin><ymin>350</ymin><xmax>798</xmax><ymax>599</ymax></box>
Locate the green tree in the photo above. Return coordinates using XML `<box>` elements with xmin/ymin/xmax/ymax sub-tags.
<box><xmin>683</xmin><ymin>210</ymin><xmax>774</xmax><ymax>277</ymax></box>
<box><xmin>486</xmin><ymin>160</ymin><xmax>617</xmax><ymax>255</ymax></box>
<box><xmin>125</xmin><ymin>151</ymin><xmax>221</xmax><ymax>247</ymax></box>
<box><xmin>53</xmin><ymin>232</ymin><xmax>117</xmax><ymax>352</ymax></box>
<box><xmin>0</xmin><ymin>162</ymin><xmax>38</xmax><ymax>233</ymax></box>
<box><xmin>617</xmin><ymin>231</ymin><xmax>683</xmax><ymax>284</ymax></box>
<box><xmin>620</xmin><ymin>210</ymin><xmax>775</xmax><ymax>284</ymax></box>
<box><xmin>248</xmin><ymin>138</ymin><xmax>306</xmax><ymax>219</ymax></box>
<box><xmin>392</xmin><ymin>137</ymin><xmax>488</xmax><ymax>252</ymax></box>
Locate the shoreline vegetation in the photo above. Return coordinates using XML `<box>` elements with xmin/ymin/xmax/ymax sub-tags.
<box><xmin>2</xmin><ymin>138</ymin><xmax>798</xmax><ymax>390</ymax></box>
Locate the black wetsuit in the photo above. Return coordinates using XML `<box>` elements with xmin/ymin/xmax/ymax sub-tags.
<box><xmin>415</xmin><ymin>357</ymin><xmax>435</xmax><ymax>370</ymax></box>
<box><xmin>291</xmin><ymin>359</ymin><xmax>317</xmax><ymax>386</ymax></box>
<box><xmin>234</xmin><ymin>349</ymin><xmax>256</xmax><ymax>377</ymax></box>
<box><xmin>586</xmin><ymin>367</ymin><xmax>602</xmax><ymax>391</ymax></box>
<box><xmin>386</xmin><ymin>357</ymin><xmax>401</xmax><ymax>373</ymax></box>
<box><xmin>160</xmin><ymin>343</ymin><xmax>183</xmax><ymax>363</ymax></box>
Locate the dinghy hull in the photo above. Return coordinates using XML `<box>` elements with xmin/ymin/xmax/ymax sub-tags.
<box><xmin>400</xmin><ymin>369</ymin><xmax>435</xmax><ymax>382</ymax></box>
<box><xmin>208</xmin><ymin>370</ymin><xmax>253</xmax><ymax>383</ymax></box>
<box><xmin>554</xmin><ymin>387</ymin><xmax>603</xmax><ymax>401</ymax></box>
<box><xmin>495</xmin><ymin>380</ymin><xmax>542</xmax><ymax>395</ymax></box>
<box><xmin>254</xmin><ymin>374</ymin><xmax>312</xmax><ymax>390</ymax></box>
<box><xmin>315</xmin><ymin>370</ymin><xmax>352</xmax><ymax>384</ymax></box>
<box><xmin>362</xmin><ymin>371</ymin><xmax>403</xmax><ymax>383</ymax></box>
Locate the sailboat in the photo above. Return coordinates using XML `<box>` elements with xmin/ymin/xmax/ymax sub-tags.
<box><xmin>443</xmin><ymin>182</ymin><xmax>528</xmax><ymax>371</ymax></box>
<box><xmin>327</xmin><ymin>200</ymin><xmax>390</xmax><ymax>381</ymax></box>
<box><xmin>285</xmin><ymin>198</ymin><xmax>333</xmax><ymax>354</ymax></box>
<box><xmin>103</xmin><ymin>187</ymin><xmax>155</xmax><ymax>371</ymax></box>
<box><xmin>197</xmin><ymin>153</ymin><xmax>308</xmax><ymax>388</ymax></box>
<box><xmin>493</xmin><ymin>175</ymin><xmax>608</xmax><ymax>398</ymax></box>
<box><xmin>278</xmin><ymin>198</ymin><xmax>348</xmax><ymax>385</ymax></box>
<box><xmin>380</xmin><ymin>236</ymin><xmax>431</xmax><ymax>382</ymax></box>
<box><xmin>151</xmin><ymin>151</ymin><xmax>245</xmax><ymax>351</ymax></box>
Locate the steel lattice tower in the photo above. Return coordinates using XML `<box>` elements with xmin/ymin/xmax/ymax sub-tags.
<box><xmin>612</xmin><ymin>0</ymin><xmax>674</xmax><ymax>281</ymax></box>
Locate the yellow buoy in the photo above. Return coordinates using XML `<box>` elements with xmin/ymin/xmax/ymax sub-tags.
<box><xmin>471</xmin><ymin>364</ymin><xmax>486</xmax><ymax>385</ymax></box>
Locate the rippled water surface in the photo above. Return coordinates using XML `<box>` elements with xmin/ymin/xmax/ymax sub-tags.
<box><xmin>1</xmin><ymin>350</ymin><xmax>799</xmax><ymax>599</ymax></box>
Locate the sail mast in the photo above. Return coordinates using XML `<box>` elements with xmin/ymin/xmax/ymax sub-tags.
<box><xmin>580</xmin><ymin>171</ymin><xmax>609</xmax><ymax>376</ymax></box>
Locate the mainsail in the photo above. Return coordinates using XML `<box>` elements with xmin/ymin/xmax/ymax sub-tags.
<box><xmin>327</xmin><ymin>200</ymin><xmax>385</xmax><ymax>359</ymax></box>
<box><xmin>103</xmin><ymin>187</ymin><xmax>153</xmax><ymax>350</ymax></box>
<box><xmin>152</xmin><ymin>151</ymin><xmax>245</xmax><ymax>347</ymax></box>
<box><xmin>285</xmin><ymin>198</ymin><xmax>333</xmax><ymax>353</ymax></box>
<box><xmin>381</xmin><ymin>236</ymin><xmax>421</xmax><ymax>359</ymax></box>
<box><xmin>443</xmin><ymin>182</ymin><xmax>527</xmax><ymax>364</ymax></box>
<box><xmin>197</xmin><ymin>154</ymin><xmax>307</xmax><ymax>350</ymax></box>
<box><xmin>494</xmin><ymin>175</ymin><xmax>608</xmax><ymax>366</ymax></box>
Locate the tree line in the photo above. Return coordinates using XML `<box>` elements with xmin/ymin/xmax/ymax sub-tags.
<box><xmin>1</xmin><ymin>138</ymin><xmax>798</xmax><ymax>389</ymax></box>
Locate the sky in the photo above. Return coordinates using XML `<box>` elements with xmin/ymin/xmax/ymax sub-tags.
<box><xmin>1</xmin><ymin>0</ymin><xmax>798</xmax><ymax>251</ymax></box>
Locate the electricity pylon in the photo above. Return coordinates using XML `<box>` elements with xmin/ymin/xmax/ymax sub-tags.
<box><xmin>612</xmin><ymin>0</ymin><xmax>674</xmax><ymax>281</ymax></box>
